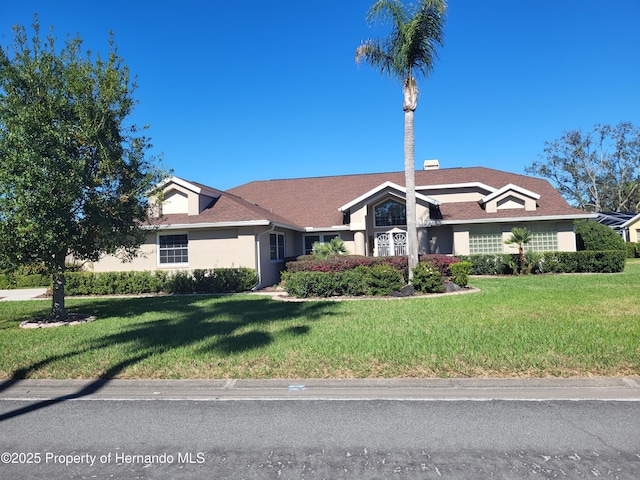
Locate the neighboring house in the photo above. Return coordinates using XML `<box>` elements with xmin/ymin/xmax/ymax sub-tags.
<box><xmin>88</xmin><ymin>166</ymin><xmax>595</xmax><ymax>287</ymax></box>
<box><xmin>596</xmin><ymin>211</ymin><xmax>640</xmax><ymax>242</ymax></box>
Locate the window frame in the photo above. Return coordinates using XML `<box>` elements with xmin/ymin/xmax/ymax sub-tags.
<box><xmin>468</xmin><ymin>225</ymin><xmax>503</xmax><ymax>254</ymax></box>
<box><xmin>157</xmin><ymin>232</ymin><xmax>189</xmax><ymax>267</ymax></box>
<box><xmin>374</xmin><ymin>199</ymin><xmax>407</xmax><ymax>227</ymax></box>
<box><xmin>303</xmin><ymin>233</ymin><xmax>340</xmax><ymax>255</ymax></box>
<box><xmin>270</xmin><ymin>232</ymin><xmax>286</xmax><ymax>262</ymax></box>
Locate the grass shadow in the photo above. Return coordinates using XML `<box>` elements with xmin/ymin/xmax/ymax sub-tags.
<box><xmin>0</xmin><ymin>294</ymin><xmax>339</xmax><ymax>422</ymax></box>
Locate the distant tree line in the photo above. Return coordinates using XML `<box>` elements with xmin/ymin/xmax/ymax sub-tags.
<box><xmin>527</xmin><ymin>122</ymin><xmax>640</xmax><ymax>213</ymax></box>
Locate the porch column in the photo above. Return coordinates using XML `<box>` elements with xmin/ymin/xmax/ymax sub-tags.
<box><xmin>354</xmin><ymin>231</ymin><xmax>366</xmax><ymax>255</ymax></box>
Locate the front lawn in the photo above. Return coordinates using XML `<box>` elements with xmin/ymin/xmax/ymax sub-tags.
<box><xmin>1</xmin><ymin>260</ymin><xmax>639</xmax><ymax>379</ymax></box>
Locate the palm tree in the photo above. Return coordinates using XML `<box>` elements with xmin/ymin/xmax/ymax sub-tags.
<box><xmin>505</xmin><ymin>227</ymin><xmax>533</xmax><ymax>273</ymax></box>
<box><xmin>312</xmin><ymin>237</ymin><xmax>349</xmax><ymax>259</ymax></box>
<box><xmin>356</xmin><ymin>0</ymin><xmax>446</xmax><ymax>280</ymax></box>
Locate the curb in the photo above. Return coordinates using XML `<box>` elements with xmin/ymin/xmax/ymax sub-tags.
<box><xmin>2</xmin><ymin>377</ymin><xmax>640</xmax><ymax>401</ymax></box>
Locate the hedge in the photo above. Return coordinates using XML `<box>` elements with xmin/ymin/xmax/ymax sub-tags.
<box><xmin>459</xmin><ymin>250</ymin><xmax>626</xmax><ymax>275</ymax></box>
<box><xmin>64</xmin><ymin>268</ymin><xmax>258</xmax><ymax>296</ymax></box>
<box><xmin>0</xmin><ymin>274</ymin><xmax>51</xmax><ymax>289</ymax></box>
<box><xmin>283</xmin><ymin>262</ymin><xmax>446</xmax><ymax>298</ymax></box>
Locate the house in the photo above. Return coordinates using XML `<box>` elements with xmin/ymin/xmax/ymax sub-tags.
<box><xmin>88</xmin><ymin>165</ymin><xmax>596</xmax><ymax>287</ymax></box>
<box><xmin>596</xmin><ymin>212</ymin><xmax>640</xmax><ymax>242</ymax></box>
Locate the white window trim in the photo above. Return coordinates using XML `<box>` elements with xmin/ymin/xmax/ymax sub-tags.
<box><xmin>157</xmin><ymin>232</ymin><xmax>190</xmax><ymax>267</ymax></box>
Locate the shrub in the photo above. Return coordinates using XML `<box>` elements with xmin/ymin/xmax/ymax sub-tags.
<box><xmin>283</xmin><ymin>264</ymin><xmax>404</xmax><ymax>298</ymax></box>
<box><xmin>365</xmin><ymin>264</ymin><xmax>404</xmax><ymax>296</ymax></box>
<box><xmin>458</xmin><ymin>254</ymin><xmax>512</xmax><ymax>275</ymax></box>
<box><xmin>0</xmin><ymin>273</ymin><xmax>51</xmax><ymax>289</ymax></box>
<box><xmin>63</xmin><ymin>269</ymin><xmax>257</xmax><ymax>296</ymax></box>
<box><xmin>312</xmin><ymin>237</ymin><xmax>348</xmax><ymax>259</ymax></box>
<box><xmin>286</xmin><ymin>255</ymin><xmax>409</xmax><ymax>282</ymax></box>
<box><xmin>419</xmin><ymin>254</ymin><xmax>460</xmax><ymax>276</ymax></box>
<box><xmin>625</xmin><ymin>242</ymin><xmax>639</xmax><ymax>258</ymax></box>
<box><xmin>449</xmin><ymin>261</ymin><xmax>472</xmax><ymax>287</ymax></box>
<box><xmin>412</xmin><ymin>262</ymin><xmax>444</xmax><ymax>294</ymax></box>
<box><xmin>575</xmin><ymin>220</ymin><xmax>625</xmax><ymax>251</ymax></box>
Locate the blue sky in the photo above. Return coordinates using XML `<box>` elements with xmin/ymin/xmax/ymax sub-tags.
<box><xmin>3</xmin><ymin>1</ymin><xmax>640</xmax><ymax>190</ymax></box>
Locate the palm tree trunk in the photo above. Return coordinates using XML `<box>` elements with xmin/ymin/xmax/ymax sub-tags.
<box><xmin>403</xmin><ymin>79</ymin><xmax>419</xmax><ymax>282</ymax></box>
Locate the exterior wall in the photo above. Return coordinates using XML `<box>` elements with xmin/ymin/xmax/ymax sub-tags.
<box><xmin>418</xmin><ymin>186</ymin><xmax>488</xmax><ymax>203</ymax></box>
<box><xmin>89</xmin><ymin>227</ymin><xmax>259</xmax><ymax>273</ymax></box>
<box><xmin>627</xmin><ymin>218</ymin><xmax>640</xmax><ymax>242</ymax></box>
<box><xmin>451</xmin><ymin>221</ymin><xmax>577</xmax><ymax>257</ymax></box>
<box><xmin>426</xmin><ymin>225</ymin><xmax>454</xmax><ymax>254</ymax></box>
<box><xmin>556</xmin><ymin>221</ymin><xmax>576</xmax><ymax>251</ymax></box>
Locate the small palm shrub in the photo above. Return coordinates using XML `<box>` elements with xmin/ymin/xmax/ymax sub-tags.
<box><xmin>312</xmin><ymin>237</ymin><xmax>348</xmax><ymax>259</ymax></box>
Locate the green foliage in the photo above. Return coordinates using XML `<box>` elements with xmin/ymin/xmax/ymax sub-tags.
<box><xmin>458</xmin><ymin>254</ymin><xmax>513</xmax><ymax>275</ymax></box>
<box><xmin>538</xmin><ymin>251</ymin><xmax>625</xmax><ymax>274</ymax></box>
<box><xmin>63</xmin><ymin>269</ymin><xmax>258</xmax><ymax>296</ymax></box>
<box><xmin>526</xmin><ymin>122</ymin><xmax>640</xmax><ymax>212</ymax></box>
<box><xmin>286</xmin><ymin>255</ymin><xmax>409</xmax><ymax>282</ymax></box>
<box><xmin>575</xmin><ymin>221</ymin><xmax>626</xmax><ymax>251</ymax></box>
<box><xmin>0</xmin><ymin>18</ymin><xmax>167</xmax><ymax>318</ymax></box>
<box><xmin>365</xmin><ymin>264</ymin><xmax>404</xmax><ymax>296</ymax></box>
<box><xmin>411</xmin><ymin>262</ymin><xmax>444</xmax><ymax>293</ymax></box>
<box><xmin>505</xmin><ymin>227</ymin><xmax>533</xmax><ymax>274</ymax></box>
<box><xmin>311</xmin><ymin>237</ymin><xmax>348</xmax><ymax>259</ymax></box>
<box><xmin>461</xmin><ymin>250</ymin><xmax>625</xmax><ymax>275</ymax></box>
<box><xmin>283</xmin><ymin>264</ymin><xmax>405</xmax><ymax>298</ymax></box>
<box><xmin>0</xmin><ymin>274</ymin><xmax>51</xmax><ymax>289</ymax></box>
<box><xmin>625</xmin><ymin>242</ymin><xmax>640</xmax><ymax>258</ymax></box>
<box><xmin>449</xmin><ymin>261</ymin><xmax>472</xmax><ymax>287</ymax></box>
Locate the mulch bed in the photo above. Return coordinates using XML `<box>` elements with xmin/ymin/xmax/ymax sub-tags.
<box><xmin>20</xmin><ymin>313</ymin><xmax>97</xmax><ymax>329</ymax></box>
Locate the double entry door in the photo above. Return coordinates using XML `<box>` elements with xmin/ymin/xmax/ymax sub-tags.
<box><xmin>374</xmin><ymin>228</ymin><xmax>407</xmax><ymax>256</ymax></box>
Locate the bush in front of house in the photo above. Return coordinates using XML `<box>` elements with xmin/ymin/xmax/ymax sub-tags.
<box><xmin>449</xmin><ymin>261</ymin><xmax>473</xmax><ymax>287</ymax></box>
<box><xmin>287</xmin><ymin>255</ymin><xmax>409</xmax><ymax>282</ymax></box>
<box><xmin>64</xmin><ymin>268</ymin><xmax>258</xmax><ymax>296</ymax></box>
<box><xmin>575</xmin><ymin>220</ymin><xmax>626</xmax><ymax>252</ymax></box>
<box><xmin>538</xmin><ymin>251</ymin><xmax>625</xmax><ymax>274</ymax></box>
<box><xmin>365</xmin><ymin>264</ymin><xmax>405</xmax><ymax>296</ymax></box>
<box><xmin>458</xmin><ymin>254</ymin><xmax>513</xmax><ymax>275</ymax></box>
<box><xmin>625</xmin><ymin>242</ymin><xmax>639</xmax><ymax>258</ymax></box>
<box><xmin>419</xmin><ymin>254</ymin><xmax>461</xmax><ymax>276</ymax></box>
<box><xmin>411</xmin><ymin>262</ymin><xmax>444</xmax><ymax>294</ymax></box>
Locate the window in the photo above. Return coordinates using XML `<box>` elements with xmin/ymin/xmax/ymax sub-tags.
<box><xmin>469</xmin><ymin>225</ymin><xmax>503</xmax><ymax>254</ymax></box>
<box><xmin>528</xmin><ymin>225</ymin><xmax>558</xmax><ymax>252</ymax></box>
<box><xmin>304</xmin><ymin>234</ymin><xmax>339</xmax><ymax>255</ymax></box>
<box><xmin>375</xmin><ymin>199</ymin><xmax>406</xmax><ymax>227</ymax></box>
<box><xmin>270</xmin><ymin>233</ymin><xmax>285</xmax><ymax>261</ymax></box>
<box><xmin>159</xmin><ymin>234</ymin><xmax>188</xmax><ymax>265</ymax></box>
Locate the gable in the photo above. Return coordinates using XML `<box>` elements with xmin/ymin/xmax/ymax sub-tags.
<box><xmin>162</xmin><ymin>189</ymin><xmax>189</xmax><ymax>214</ymax></box>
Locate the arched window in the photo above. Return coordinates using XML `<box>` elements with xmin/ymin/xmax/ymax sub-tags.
<box><xmin>374</xmin><ymin>199</ymin><xmax>406</xmax><ymax>227</ymax></box>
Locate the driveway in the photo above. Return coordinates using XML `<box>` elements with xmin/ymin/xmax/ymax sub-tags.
<box><xmin>0</xmin><ymin>288</ymin><xmax>48</xmax><ymax>302</ymax></box>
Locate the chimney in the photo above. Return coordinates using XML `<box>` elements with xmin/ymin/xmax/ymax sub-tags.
<box><xmin>423</xmin><ymin>159</ymin><xmax>440</xmax><ymax>170</ymax></box>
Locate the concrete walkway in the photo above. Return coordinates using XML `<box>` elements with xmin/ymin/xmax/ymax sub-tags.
<box><xmin>0</xmin><ymin>288</ymin><xmax>48</xmax><ymax>302</ymax></box>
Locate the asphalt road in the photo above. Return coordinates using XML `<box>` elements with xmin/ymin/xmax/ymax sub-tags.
<box><xmin>1</xmin><ymin>379</ymin><xmax>639</xmax><ymax>479</ymax></box>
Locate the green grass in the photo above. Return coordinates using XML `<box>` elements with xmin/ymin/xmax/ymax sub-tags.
<box><xmin>1</xmin><ymin>260</ymin><xmax>639</xmax><ymax>379</ymax></box>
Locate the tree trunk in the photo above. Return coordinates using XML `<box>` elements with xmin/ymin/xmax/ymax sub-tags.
<box><xmin>50</xmin><ymin>268</ymin><xmax>68</xmax><ymax>322</ymax></box>
<box><xmin>403</xmin><ymin>78</ymin><xmax>419</xmax><ymax>282</ymax></box>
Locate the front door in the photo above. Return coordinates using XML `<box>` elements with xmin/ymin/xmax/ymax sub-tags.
<box><xmin>374</xmin><ymin>229</ymin><xmax>407</xmax><ymax>256</ymax></box>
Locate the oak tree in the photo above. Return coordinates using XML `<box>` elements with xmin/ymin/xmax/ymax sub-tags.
<box><xmin>0</xmin><ymin>17</ymin><xmax>166</xmax><ymax>321</ymax></box>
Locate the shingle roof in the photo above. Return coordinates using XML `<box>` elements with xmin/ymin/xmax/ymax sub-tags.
<box><xmin>154</xmin><ymin>188</ymin><xmax>296</xmax><ymax>228</ymax></box>
<box><xmin>226</xmin><ymin>166</ymin><xmax>588</xmax><ymax>228</ymax></box>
